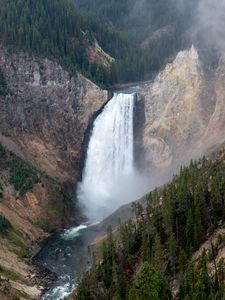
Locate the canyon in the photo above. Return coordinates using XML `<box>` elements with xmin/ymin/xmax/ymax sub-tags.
<box><xmin>0</xmin><ymin>45</ymin><xmax>109</xmax><ymax>299</ymax></box>
<box><xmin>139</xmin><ymin>47</ymin><xmax>225</xmax><ymax>177</ymax></box>
<box><xmin>1</xmin><ymin>44</ymin><xmax>225</xmax><ymax>298</ymax></box>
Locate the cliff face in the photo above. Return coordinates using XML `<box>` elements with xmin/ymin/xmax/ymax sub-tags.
<box><xmin>0</xmin><ymin>144</ymin><xmax>75</xmax><ymax>300</ymax></box>
<box><xmin>199</xmin><ymin>54</ymin><xmax>225</xmax><ymax>148</ymax></box>
<box><xmin>0</xmin><ymin>46</ymin><xmax>109</xmax><ymax>299</ymax></box>
<box><xmin>0</xmin><ymin>46</ymin><xmax>108</xmax><ymax>181</ymax></box>
<box><xmin>139</xmin><ymin>46</ymin><xmax>225</xmax><ymax>175</ymax></box>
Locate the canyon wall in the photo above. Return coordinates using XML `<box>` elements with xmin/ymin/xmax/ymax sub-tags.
<box><xmin>0</xmin><ymin>46</ymin><xmax>108</xmax><ymax>182</ymax></box>
<box><xmin>139</xmin><ymin>46</ymin><xmax>225</xmax><ymax>176</ymax></box>
<box><xmin>0</xmin><ymin>46</ymin><xmax>109</xmax><ymax>299</ymax></box>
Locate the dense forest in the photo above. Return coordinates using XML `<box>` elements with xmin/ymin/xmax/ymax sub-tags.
<box><xmin>76</xmin><ymin>150</ymin><xmax>225</xmax><ymax>299</ymax></box>
<box><xmin>74</xmin><ymin>0</ymin><xmax>192</xmax><ymax>37</ymax></box>
<box><xmin>75</xmin><ymin>0</ymin><xmax>225</xmax><ymax>80</ymax></box>
<box><xmin>0</xmin><ymin>0</ymin><xmax>222</xmax><ymax>86</ymax></box>
<box><xmin>0</xmin><ymin>0</ymin><xmax>201</xmax><ymax>87</ymax></box>
<box><xmin>0</xmin><ymin>0</ymin><xmax>130</xmax><ymax>86</ymax></box>
<box><xmin>74</xmin><ymin>0</ymin><xmax>196</xmax><ymax>83</ymax></box>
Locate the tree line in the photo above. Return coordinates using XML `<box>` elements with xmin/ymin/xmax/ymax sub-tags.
<box><xmin>76</xmin><ymin>151</ymin><xmax>225</xmax><ymax>299</ymax></box>
<box><xmin>0</xmin><ymin>0</ymin><xmax>128</xmax><ymax>87</ymax></box>
<box><xmin>0</xmin><ymin>0</ymin><xmax>197</xmax><ymax>87</ymax></box>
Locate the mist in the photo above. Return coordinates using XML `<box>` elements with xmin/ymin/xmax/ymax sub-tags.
<box><xmin>193</xmin><ymin>0</ymin><xmax>225</xmax><ymax>52</ymax></box>
<box><xmin>76</xmin><ymin>1</ymin><xmax>225</xmax><ymax>223</ymax></box>
<box><xmin>77</xmin><ymin>92</ymin><xmax>151</xmax><ymax>223</ymax></box>
<box><xmin>130</xmin><ymin>0</ymin><xmax>225</xmax><ymax>52</ymax></box>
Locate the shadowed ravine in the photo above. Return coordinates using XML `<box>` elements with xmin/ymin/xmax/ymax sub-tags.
<box><xmin>37</xmin><ymin>90</ymin><xmax>150</xmax><ymax>299</ymax></box>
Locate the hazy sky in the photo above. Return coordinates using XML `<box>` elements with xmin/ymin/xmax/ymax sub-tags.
<box><xmin>194</xmin><ymin>0</ymin><xmax>225</xmax><ymax>50</ymax></box>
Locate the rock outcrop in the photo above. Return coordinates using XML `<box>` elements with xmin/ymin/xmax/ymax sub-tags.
<box><xmin>0</xmin><ymin>46</ymin><xmax>109</xmax><ymax>299</ymax></box>
<box><xmin>199</xmin><ymin>53</ymin><xmax>225</xmax><ymax>148</ymax></box>
<box><xmin>0</xmin><ymin>143</ymin><xmax>76</xmax><ymax>299</ymax></box>
<box><xmin>138</xmin><ymin>46</ymin><xmax>225</xmax><ymax>175</ymax></box>
<box><xmin>0</xmin><ymin>46</ymin><xmax>108</xmax><ymax>181</ymax></box>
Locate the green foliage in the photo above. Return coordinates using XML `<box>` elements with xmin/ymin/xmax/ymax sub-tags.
<box><xmin>128</xmin><ymin>262</ymin><xmax>172</xmax><ymax>300</ymax></box>
<box><xmin>0</xmin><ymin>143</ymin><xmax>40</xmax><ymax>196</ymax></box>
<box><xmin>7</xmin><ymin>155</ymin><xmax>39</xmax><ymax>196</ymax></box>
<box><xmin>0</xmin><ymin>143</ymin><xmax>6</xmax><ymax>157</ymax></box>
<box><xmin>33</xmin><ymin>218</ymin><xmax>49</xmax><ymax>230</ymax></box>
<box><xmin>0</xmin><ymin>265</ymin><xmax>23</xmax><ymax>282</ymax></box>
<box><xmin>77</xmin><ymin>151</ymin><xmax>225</xmax><ymax>299</ymax></box>
<box><xmin>0</xmin><ymin>214</ymin><xmax>11</xmax><ymax>234</ymax></box>
<box><xmin>180</xmin><ymin>252</ymin><xmax>215</xmax><ymax>300</ymax></box>
<box><xmin>74</xmin><ymin>0</ymin><xmax>199</xmax><ymax>84</ymax></box>
<box><xmin>0</xmin><ymin>0</ymin><xmax>200</xmax><ymax>86</ymax></box>
<box><xmin>75</xmin><ymin>0</ymin><xmax>183</xmax><ymax>40</ymax></box>
<box><xmin>0</xmin><ymin>0</ymin><xmax>218</xmax><ymax>87</ymax></box>
<box><xmin>0</xmin><ymin>67</ymin><xmax>8</xmax><ymax>96</ymax></box>
<box><xmin>0</xmin><ymin>0</ymin><xmax>128</xmax><ymax>87</ymax></box>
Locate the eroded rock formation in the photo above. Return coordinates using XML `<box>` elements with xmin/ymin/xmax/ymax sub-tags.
<box><xmin>0</xmin><ymin>46</ymin><xmax>109</xmax><ymax>299</ymax></box>
<box><xmin>0</xmin><ymin>46</ymin><xmax>108</xmax><ymax>181</ymax></box>
<box><xmin>138</xmin><ymin>46</ymin><xmax>225</xmax><ymax>175</ymax></box>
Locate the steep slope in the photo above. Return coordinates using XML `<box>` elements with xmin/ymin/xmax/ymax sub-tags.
<box><xmin>0</xmin><ymin>43</ymin><xmax>108</xmax><ymax>298</ymax></box>
<box><xmin>74</xmin><ymin>0</ymin><xmax>189</xmax><ymax>37</ymax></box>
<box><xmin>74</xmin><ymin>148</ymin><xmax>225</xmax><ymax>300</ymax></box>
<box><xmin>0</xmin><ymin>46</ymin><xmax>108</xmax><ymax>181</ymax></box>
<box><xmin>74</xmin><ymin>0</ymin><xmax>198</xmax><ymax>83</ymax></box>
<box><xmin>199</xmin><ymin>53</ymin><xmax>225</xmax><ymax>147</ymax></box>
<box><xmin>68</xmin><ymin>46</ymin><xmax>225</xmax><ymax>298</ymax></box>
<box><xmin>139</xmin><ymin>47</ymin><xmax>205</xmax><ymax>171</ymax></box>
<box><xmin>138</xmin><ymin>47</ymin><xmax>225</xmax><ymax>178</ymax></box>
<box><xmin>74</xmin><ymin>0</ymin><xmax>225</xmax><ymax>85</ymax></box>
<box><xmin>1</xmin><ymin>2</ymin><xmax>225</xmax><ymax>299</ymax></box>
<box><xmin>0</xmin><ymin>143</ymin><xmax>76</xmax><ymax>300</ymax></box>
<box><xmin>0</xmin><ymin>0</ymin><xmax>128</xmax><ymax>86</ymax></box>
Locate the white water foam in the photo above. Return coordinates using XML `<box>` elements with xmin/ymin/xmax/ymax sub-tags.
<box><xmin>61</xmin><ymin>225</ymin><xmax>87</xmax><ymax>240</ymax></box>
<box><xmin>78</xmin><ymin>92</ymin><xmax>149</xmax><ymax>222</ymax></box>
<box><xmin>41</xmin><ymin>92</ymin><xmax>150</xmax><ymax>300</ymax></box>
<box><xmin>41</xmin><ymin>275</ymin><xmax>75</xmax><ymax>300</ymax></box>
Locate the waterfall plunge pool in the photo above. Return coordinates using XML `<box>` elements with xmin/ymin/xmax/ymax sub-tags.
<box><xmin>37</xmin><ymin>91</ymin><xmax>150</xmax><ymax>299</ymax></box>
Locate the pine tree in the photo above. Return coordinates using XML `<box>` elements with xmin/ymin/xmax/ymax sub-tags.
<box><xmin>152</xmin><ymin>233</ymin><xmax>164</xmax><ymax>272</ymax></box>
<box><xmin>128</xmin><ymin>262</ymin><xmax>172</xmax><ymax>300</ymax></box>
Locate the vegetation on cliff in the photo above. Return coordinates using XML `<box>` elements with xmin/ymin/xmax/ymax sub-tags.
<box><xmin>0</xmin><ymin>144</ymin><xmax>75</xmax><ymax>298</ymax></box>
<box><xmin>0</xmin><ymin>142</ymin><xmax>74</xmax><ymax>231</ymax></box>
<box><xmin>76</xmin><ymin>151</ymin><xmax>225</xmax><ymax>299</ymax></box>
<box><xmin>7</xmin><ymin>156</ymin><xmax>39</xmax><ymax>196</ymax></box>
<box><xmin>0</xmin><ymin>0</ymin><xmax>200</xmax><ymax>87</ymax></box>
<box><xmin>0</xmin><ymin>214</ymin><xmax>11</xmax><ymax>234</ymax></box>
<box><xmin>74</xmin><ymin>0</ymin><xmax>190</xmax><ymax>34</ymax></box>
<box><xmin>1</xmin><ymin>0</ymin><xmax>220</xmax><ymax>87</ymax></box>
<box><xmin>0</xmin><ymin>0</ymin><xmax>127</xmax><ymax>86</ymax></box>
<box><xmin>0</xmin><ymin>67</ymin><xmax>8</xmax><ymax>96</ymax></box>
<box><xmin>74</xmin><ymin>0</ymin><xmax>200</xmax><ymax>84</ymax></box>
<box><xmin>0</xmin><ymin>143</ymin><xmax>39</xmax><ymax>196</ymax></box>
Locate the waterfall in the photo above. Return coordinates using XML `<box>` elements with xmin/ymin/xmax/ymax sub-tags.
<box><xmin>39</xmin><ymin>92</ymin><xmax>150</xmax><ymax>300</ymax></box>
<box><xmin>78</xmin><ymin>92</ymin><xmax>147</xmax><ymax>222</ymax></box>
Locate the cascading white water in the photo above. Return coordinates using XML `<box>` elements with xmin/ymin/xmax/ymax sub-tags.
<box><xmin>40</xmin><ymin>92</ymin><xmax>150</xmax><ymax>300</ymax></box>
<box><xmin>78</xmin><ymin>92</ymin><xmax>148</xmax><ymax>222</ymax></box>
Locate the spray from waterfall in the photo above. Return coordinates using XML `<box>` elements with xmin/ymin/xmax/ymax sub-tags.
<box><xmin>77</xmin><ymin>92</ymin><xmax>149</xmax><ymax>222</ymax></box>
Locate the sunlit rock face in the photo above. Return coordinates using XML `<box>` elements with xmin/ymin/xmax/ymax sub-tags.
<box><xmin>0</xmin><ymin>46</ymin><xmax>108</xmax><ymax>181</ymax></box>
<box><xmin>139</xmin><ymin>46</ymin><xmax>225</xmax><ymax>174</ymax></box>
<box><xmin>200</xmin><ymin>53</ymin><xmax>225</xmax><ymax>148</ymax></box>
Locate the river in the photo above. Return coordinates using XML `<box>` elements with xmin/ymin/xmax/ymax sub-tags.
<box><xmin>37</xmin><ymin>89</ymin><xmax>149</xmax><ymax>299</ymax></box>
